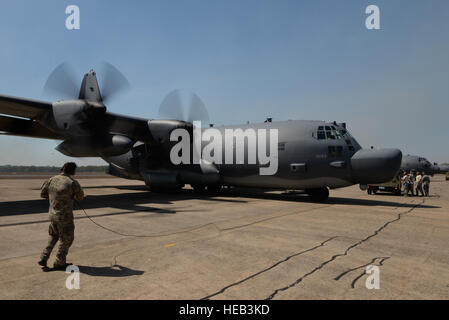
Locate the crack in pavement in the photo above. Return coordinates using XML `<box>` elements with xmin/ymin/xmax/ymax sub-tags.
<box><xmin>333</xmin><ymin>256</ymin><xmax>390</xmax><ymax>289</ymax></box>
<box><xmin>264</xmin><ymin>199</ymin><xmax>424</xmax><ymax>300</ymax></box>
<box><xmin>111</xmin><ymin>206</ymin><xmax>331</xmax><ymax>275</ymax></box>
<box><xmin>349</xmin><ymin>257</ymin><xmax>390</xmax><ymax>288</ymax></box>
<box><xmin>200</xmin><ymin>236</ymin><xmax>341</xmax><ymax>300</ymax></box>
<box><xmin>333</xmin><ymin>256</ymin><xmax>390</xmax><ymax>281</ymax></box>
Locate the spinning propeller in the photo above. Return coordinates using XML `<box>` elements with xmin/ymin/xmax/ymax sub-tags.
<box><xmin>43</xmin><ymin>62</ymin><xmax>130</xmax><ymax>104</ymax></box>
<box><xmin>158</xmin><ymin>90</ymin><xmax>210</xmax><ymax>126</ymax></box>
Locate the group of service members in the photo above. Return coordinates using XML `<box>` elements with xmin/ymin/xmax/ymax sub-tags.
<box><xmin>400</xmin><ymin>170</ymin><xmax>431</xmax><ymax>197</ymax></box>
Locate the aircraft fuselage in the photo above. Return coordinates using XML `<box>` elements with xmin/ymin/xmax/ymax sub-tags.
<box><xmin>103</xmin><ymin>120</ymin><xmax>402</xmax><ymax>192</ymax></box>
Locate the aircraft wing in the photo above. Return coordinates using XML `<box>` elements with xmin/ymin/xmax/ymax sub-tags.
<box><xmin>103</xmin><ymin>112</ymin><xmax>151</xmax><ymax>143</ymax></box>
<box><xmin>0</xmin><ymin>94</ymin><xmax>168</xmax><ymax>144</ymax></box>
<box><xmin>0</xmin><ymin>94</ymin><xmax>150</xmax><ymax>142</ymax></box>
<box><xmin>0</xmin><ymin>115</ymin><xmax>64</xmax><ymax>140</ymax></box>
<box><xmin>0</xmin><ymin>94</ymin><xmax>52</xmax><ymax>119</ymax></box>
<box><xmin>0</xmin><ymin>110</ymin><xmax>150</xmax><ymax>142</ymax></box>
<box><xmin>0</xmin><ymin>94</ymin><xmax>62</xmax><ymax>140</ymax></box>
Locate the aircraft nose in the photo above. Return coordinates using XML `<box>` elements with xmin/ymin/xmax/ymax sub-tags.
<box><xmin>350</xmin><ymin>148</ymin><xmax>402</xmax><ymax>184</ymax></box>
<box><xmin>432</xmin><ymin>165</ymin><xmax>440</xmax><ymax>173</ymax></box>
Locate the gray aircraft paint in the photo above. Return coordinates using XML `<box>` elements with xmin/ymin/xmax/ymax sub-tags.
<box><xmin>1</xmin><ymin>69</ymin><xmax>403</xmax><ymax>200</ymax></box>
<box><xmin>400</xmin><ymin>155</ymin><xmax>441</xmax><ymax>175</ymax></box>
<box><xmin>438</xmin><ymin>164</ymin><xmax>449</xmax><ymax>173</ymax></box>
<box><xmin>103</xmin><ymin>120</ymin><xmax>401</xmax><ymax>190</ymax></box>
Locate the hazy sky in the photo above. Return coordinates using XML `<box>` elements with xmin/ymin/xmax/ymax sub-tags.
<box><xmin>0</xmin><ymin>0</ymin><xmax>448</xmax><ymax>166</ymax></box>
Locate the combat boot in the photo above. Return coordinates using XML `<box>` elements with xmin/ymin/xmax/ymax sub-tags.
<box><xmin>38</xmin><ymin>259</ymin><xmax>47</xmax><ymax>267</ymax></box>
<box><xmin>53</xmin><ymin>261</ymin><xmax>67</xmax><ymax>270</ymax></box>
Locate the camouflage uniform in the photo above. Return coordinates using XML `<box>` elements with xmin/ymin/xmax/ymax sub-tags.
<box><xmin>422</xmin><ymin>175</ymin><xmax>430</xmax><ymax>197</ymax></box>
<box><xmin>403</xmin><ymin>174</ymin><xmax>414</xmax><ymax>196</ymax></box>
<box><xmin>40</xmin><ymin>174</ymin><xmax>84</xmax><ymax>267</ymax></box>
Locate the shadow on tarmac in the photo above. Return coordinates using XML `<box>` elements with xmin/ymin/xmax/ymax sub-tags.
<box><xmin>77</xmin><ymin>264</ymin><xmax>144</xmax><ymax>277</ymax></box>
<box><xmin>42</xmin><ymin>264</ymin><xmax>144</xmax><ymax>277</ymax></box>
<box><xmin>1</xmin><ymin>185</ymin><xmax>440</xmax><ymax>217</ymax></box>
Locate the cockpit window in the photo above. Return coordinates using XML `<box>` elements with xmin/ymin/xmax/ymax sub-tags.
<box><xmin>316</xmin><ymin>124</ymin><xmax>351</xmax><ymax>140</ymax></box>
<box><xmin>339</xmin><ymin>129</ymin><xmax>351</xmax><ymax>139</ymax></box>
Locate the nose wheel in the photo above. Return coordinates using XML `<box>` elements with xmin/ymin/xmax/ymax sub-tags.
<box><xmin>306</xmin><ymin>188</ymin><xmax>329</xmax><ymax>202</ymax></box>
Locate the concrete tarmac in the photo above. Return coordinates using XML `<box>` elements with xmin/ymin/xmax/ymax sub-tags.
<box><xmin>0</xmin><ymin>175</ymin><xmax>448</xmax><ymax>299</ymax></box>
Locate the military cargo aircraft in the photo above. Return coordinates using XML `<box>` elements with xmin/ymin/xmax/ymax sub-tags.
<box><xmin>400</xmin><ymin>155</ymin><xmax>441</xmax><ymax>175</ymax></box>
<box><xmin>433</xmin><ymin>163</ymin><xmax>449</xmax><ymax>173</ymax></box>
<box><xmin>0</xmin><ymin>65</ymin><xmax>402</xmax><ymax>201</ymax></box>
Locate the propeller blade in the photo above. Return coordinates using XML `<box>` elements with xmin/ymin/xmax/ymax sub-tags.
<box><xmin>158</xmin><ymin>90</ymin><xmax>185</xmax><ymax>121</ymax></box>
<box><xmin>100</xmin><ymin>62</ymin><xmax>130</xmax><ymax>103</ymax></box>
<box><xmin>188</xmin><ymin>93</ymin><xmax>209</xmax><ymax>125</ymax></box>
<box><xmin>158</xmin><ymin>90</ymin><xmax>210</xmax><ymax>126</ymax></box>
<box><xmin>42</xmin><ymin>62</ymin><xmax>79</xmax><ymax>99</ymax></box>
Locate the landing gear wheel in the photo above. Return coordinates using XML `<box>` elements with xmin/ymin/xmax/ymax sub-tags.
<box><xmin>306</xmin><ymin>187</ymin><xmax>329</xmax><ymax>202</ymax></box>
<box><xmin>367</xmin><ymin>189</ymin><xmax>372</xmax><ymax>195</ymax></box>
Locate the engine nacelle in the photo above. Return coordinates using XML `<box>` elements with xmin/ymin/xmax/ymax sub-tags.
<box><xmin>56</xmin><ymin>134</ymin><xmax>134</xmax><ymax>157</ymax></box>
<box><xmin>147</xmin><ymin>119</ymin><xmax>192</xmax><ymax>146</ymax></box>
<box><xmin>51</xmin><ymin>100</ymin><xmax>89</xmax><ymax>136</ymax></box>
<box><xmin>50</xmin><ymin>100</ymin><xmax>107</xmax><ymax>137</ymax></box>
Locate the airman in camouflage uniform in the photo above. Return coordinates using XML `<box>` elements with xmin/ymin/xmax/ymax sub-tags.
<box><xmin>402</xmin><ymin>172</ymin><xmax>414</xmax><ymax>196</ymax></box>
<box><xmin>38</xmin><ymin>162</ymin><xmax>84</xmax><ymax>269</ymax></box>
<box><xmin>422</xmin><ymin>173</ymin><xmax>431</xmax><ymax>197</ymax></box>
